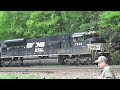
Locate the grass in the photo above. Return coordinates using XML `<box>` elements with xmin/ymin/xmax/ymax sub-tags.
<box><xmin>0</xmin><ymin>73</ymin><xmax>56</xmax><ymax>79</ymax></box>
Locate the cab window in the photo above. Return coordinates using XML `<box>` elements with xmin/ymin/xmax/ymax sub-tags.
<box><xmin>73</xmin><ymin>36</ymin><xmax>84</xmax><ymax>42</ymax></box>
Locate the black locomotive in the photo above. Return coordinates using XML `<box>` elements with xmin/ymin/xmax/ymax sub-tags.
<box><xmin>0</xmin><ymin>31</ymin><xmax>111</xmax><ymax>66</ymax></box>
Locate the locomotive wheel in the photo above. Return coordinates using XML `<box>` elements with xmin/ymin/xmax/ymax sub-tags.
<box><xmin>75</xmin><ymin>61</ymin><xmax>80</xmax><ymax>66</ymax></box>
<box><xmin>1</xmin><ymin>60</ymin><xmax>6</xmax><ymax>67</ymax></box>
<box><xmin>86</xmin><ymin>57</ymin><xmax>92</xmax><ymax>65</ymax></box>
<box><xmin>58</xmin><ymin>55</ymin><xmax>62</xmax><ymax>64</ymax></box>
<box><xmin>86</xmin><ymin>60</ymin><xmax>91</xmax><ymax>65</ymax></box>
<box><xmin>58</xmin><ymin>55</ymin><xmax>65</xmax><ymax>65</ymax></box>
<box><xmin>75</xmin><ymin>57</ymin><xmax>80</xmax><ymax>66</ymax></box>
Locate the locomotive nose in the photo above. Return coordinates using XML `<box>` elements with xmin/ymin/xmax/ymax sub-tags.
<box><xmin>89</xmin><ymin>37</ymin><xmax>106</xmax><ymax>43</ymax></box>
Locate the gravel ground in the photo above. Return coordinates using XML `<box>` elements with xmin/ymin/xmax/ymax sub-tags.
<box><xmin>0</xmin><ymin>68</ymin><xmax>119</xmax><ymax>79</ymax></box>
<box><xmin>34</xmin><ymin>69</ymin><xmax>120</xmax><ymax>79</ymax></box>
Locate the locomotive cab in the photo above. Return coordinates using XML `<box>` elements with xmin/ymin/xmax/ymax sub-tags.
<box><xmin>58</xmin><ymin>31</ymin><xmax>110</xmax><ymax>65</ymax></box>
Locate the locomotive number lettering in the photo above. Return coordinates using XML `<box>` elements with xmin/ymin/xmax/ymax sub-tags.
<box><xmin>87</xmin><ymin>44</ymin><xmax>101</xmax><ymax>50</ymax></box>
<box><xmin>35</xmin><ymin>48</ymin><xmax>44</xmax><ymax>52</ymax></box>
<box><xmin>75</xmin><ymin>42</ymin><xmax>82</xmax><ymax>46</ymax></box>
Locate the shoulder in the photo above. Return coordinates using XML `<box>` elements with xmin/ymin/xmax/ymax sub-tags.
<box><xmin>104</xmin><ymin>66</ymin><xmax>115</xmax><ymax>79</ymax></box>
<box><xmin>104</xmin><ymin>65</ymin><xmax>111</xmax><ymax>71</ymax></box>
<box><xmin>103</xmin><ymin>66</ymin><xmax>112</xmax><ymax>75</ymax></box>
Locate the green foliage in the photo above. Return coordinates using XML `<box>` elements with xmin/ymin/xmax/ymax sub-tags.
<box><xmin>98</xmin><ymin>11</ymin><xmax>120</xmax><ymax>63</ymax></box>
<box><xmin>61</xmin><ymin>11</ymin><xmax>101</xmax><ymax>33</ymax></box>
<box><xmin>98</xmin><ymin>11</ymin><xmax>120</xmax><ymax>42</ymax></box>
<box><xmin>26</xmin><ymin>11</ymin><xmax>60</xmax><ymax>38</ymax></box>
<box><xmin>0</xmin><ymin>73</ymin><xmax>40</xmax><ymax>79</ymax></box>
<box><xmin>0</xmin><ymin>73</ymin><xmax>56</xmax><ymax>79</ymax></box>
<box><xmin>0</xmin><ymin>11</ymin><xmax>31</xmax><ymax>40</ymax></box>
<box><xmin>0</xmin><ymin>11</ymin><xmax>102</xmax><ymax>40</ymax></box>
<box><xmin>0</xmin><ymin>11</ymin><xmax>119</xmax><ymax>44</ymax></box>
<box><xmin>99</xmin><ymin>11</ymin><xmax>120</xmax><ymax>31</ymax></box>
<box><xmin>110</xmin><ymin>32</ymin><xmax>120</xmax><ymax>42</ymax></box>
<box><xmin>111</xmin><ymin>52</ymin><xmax>120</xmax><ymax>65</ymax></box>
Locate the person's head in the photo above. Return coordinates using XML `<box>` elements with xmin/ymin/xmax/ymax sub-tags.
<box><xmin>95</xmin><ymin>56</ymin><xmax>108</xmax><ymax>69</ymax></box>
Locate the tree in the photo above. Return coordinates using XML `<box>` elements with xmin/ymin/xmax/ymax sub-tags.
<box><xmin>0</xmin><ymin>11</ymin><xmax>103</xmax><ymax>40</ymax></box>
<box><xmin>26</xmin><ymin>11</ymin><xmax>60</xmax><ymax>38</ymax></box>
<box><xmin>61</xmin><ymin>11</ymin><xmax>102</xmax><ymax>33</ymax></box>
<box><xmin>0</xmin><ymin>11</ymin><xmax>31</xmax><ymax>40</ymax></box>
<box><xmin>98</xmin><ymin>11</ymin><xmax>120</xmax><ymax>42</ymax></box>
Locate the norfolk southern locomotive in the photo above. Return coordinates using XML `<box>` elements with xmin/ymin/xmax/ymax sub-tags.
<box><xmin>0</xmin><ymin>31</ymin><xmax>111</xmax><ymax>66</ymax></box>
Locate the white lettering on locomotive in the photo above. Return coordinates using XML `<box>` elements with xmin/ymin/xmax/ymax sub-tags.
<box><xmin>87</xmin><ymin>43</ymin><xmax>102</xmax><ymax>50</ymax></box>
<box><xmin>35</xmin><ymin>42</ymin><xmax>45</xmax><ymax>47</ymax></box>
<box><xmin>35</xmin><ymin>42</ymin><xmax>45</xmax><ymax>52</ymax></box>
<box><xmin>75</xmin><ymin>42</ymin><xmax>82</xmax><ymax>46</ymax></box>
<box><xmin>35</xmin><ymin>48</ymin><xmax>44</xmax><ymax>52</ymax></box>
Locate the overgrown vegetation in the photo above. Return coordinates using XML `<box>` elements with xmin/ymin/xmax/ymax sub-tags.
<box><xmin>111</xmin><ymin>52</ymin><xmax>120</xmax><ymax>65</ymax></box>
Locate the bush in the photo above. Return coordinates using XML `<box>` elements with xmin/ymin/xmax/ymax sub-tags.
<box><xmin>111</xmin><ymin>51</ymin><xmax>120</xmax><ymax>65</ymax></box>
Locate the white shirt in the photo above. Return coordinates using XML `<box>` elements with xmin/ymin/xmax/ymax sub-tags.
<box><xmin>98</xmin><ymin>65</ymin><xmax>115</xmax><ymax>79</ymax></box>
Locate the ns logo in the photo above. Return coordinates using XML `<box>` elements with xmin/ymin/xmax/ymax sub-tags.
<box><xmin>35</xmin><ymin>42</ymin><xmax>45</xmax><ymax>47</ymax></box>
<box><xmin>34</xmin><ymin>42</ymin><xmax>45</xmax><ymax>52</ymax></box>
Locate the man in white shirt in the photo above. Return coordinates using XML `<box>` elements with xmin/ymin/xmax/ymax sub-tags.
<box><xmin>95</xmin><ymin>56</ymin><xmax>115</xmax><ymax>79</ymax></box>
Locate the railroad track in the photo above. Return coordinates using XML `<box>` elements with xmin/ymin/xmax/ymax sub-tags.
<box><xmin>0</xmin><ymin>65</ymin><xmax>120</xmax><ymax>72</ymax></box>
